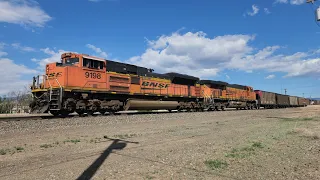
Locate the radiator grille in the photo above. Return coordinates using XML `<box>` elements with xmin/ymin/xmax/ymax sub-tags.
<box><xmin>110</xmin><ymin>85</ymin><xmax>129</xmax><ymax>91</ymax></box>
<box><xmin>109</xmin><ymin>76</ymin><xmax>129</xmax><ymax>83</ymax></box>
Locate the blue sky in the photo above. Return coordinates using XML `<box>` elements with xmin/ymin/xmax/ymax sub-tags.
<box><xmin>0</xmin><ymin>0</ymin><xmax>320</xmax><ymax>98</ymax></box>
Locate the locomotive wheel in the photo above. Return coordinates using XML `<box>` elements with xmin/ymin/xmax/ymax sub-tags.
<box><xmin>99</xmin><ymin>110</ymin><xmax>107</xmax><ymax>115</ymax></box>
<box><xmin>108</xmin><ymin>110</ymin><xmax>116</xmax><ymax>115</ymax></box>
<box><xmin>221</xmin><ymin>106</ymin><xmax>225</xmax><ymax>111</ymax></box>
<box><xmin>60</xmin><ymin>110</ymin><xmax>70</xmax><ymax>117</ymax></box>
<box><xmin>50</xmin><ymin>110</ymin><xmax>60</xmax><ymax>117</ymax></box>
<box><xmin>76</xmin><ymin>110</ymin><xmax>85</xmax><ymax>117</ymax></box>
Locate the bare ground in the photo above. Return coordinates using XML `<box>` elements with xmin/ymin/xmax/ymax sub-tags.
<box><xmin>0</xmin><ymin>106</ymin><xmax>319</xmax><ymax>180</ymax></box>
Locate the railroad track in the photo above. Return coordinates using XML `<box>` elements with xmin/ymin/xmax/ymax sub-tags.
<box><xmin>0</xmin><ymin>111</ymin><xmax>176</xmax><ymax>122</ymax></box>
<box><xmin>0</xmin><ymin>107</ymin><xmax>297</xmax><ymax>122</ymax></box>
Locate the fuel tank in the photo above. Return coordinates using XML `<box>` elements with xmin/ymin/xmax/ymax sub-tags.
<box><xmin>227</xmin><ymin>101</ymin><xmax>247</xmax><ymax>108</ymax></box>
<box><xmin>125</xmin><ymin>100</ymin><xmax>179</xmax><ymax>110</ymax></box>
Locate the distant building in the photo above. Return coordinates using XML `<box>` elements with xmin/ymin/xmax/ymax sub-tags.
<box><xmin>11</xmin><ymin>106</ymin><xmax>30</xmax><ymax>114</ymax></box>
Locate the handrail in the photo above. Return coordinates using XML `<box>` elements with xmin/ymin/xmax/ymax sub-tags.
<box><xmin>33</xmin><ymin>74</ymin><xmax>62</xmax><ymax>102</ymax></box>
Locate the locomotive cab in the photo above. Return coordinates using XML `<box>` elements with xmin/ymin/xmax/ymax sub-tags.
<box><xmin>30</xmin><ymin>53</ymin><xmax>107</xmax><ymax>114</ymax></box>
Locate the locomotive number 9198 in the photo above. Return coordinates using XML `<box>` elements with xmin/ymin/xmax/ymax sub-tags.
<box><xmin>85</xmin><ymin>72</ymin><xmax>101</xmax><ymax>79</ymax></box>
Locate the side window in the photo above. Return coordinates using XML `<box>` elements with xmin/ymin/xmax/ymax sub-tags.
<box><xmin>83</xmin><ymin>58</ymin><xmax>104</xmax><ymax>70</ymax></box>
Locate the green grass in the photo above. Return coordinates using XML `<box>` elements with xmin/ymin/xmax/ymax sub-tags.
<box><xmin>204</xmin><ymin>159</ymin><xmax>228</xmax><ymax>170</ymax></box>
<box><xmin>225</xmin><ymin>142</ymin><xmax>265</xmax><ymax>159</ymax></box>
<box><xmin>225</xmin><ymin>152</ymin><xmax>246</xmax><ymax>158</ymax></box>
<box><xmin>64</xmin><ymin>139</ymin><xmax>81</xmax><ymax>144</ymax></box>
<box><xmin>145</xmin><ymin>175</ymin><xmax>155</xmax><ymax>180</ymax></box>
<box><xmin>240</xmin><ymin>146</ymin><xmax>255</xmax><ymax>152</ymax></box>
<box><xmin>225</xmin><ymin>148</ymin><xmax>250</xmax><ymax>158</ymax></box>
<box><xmin>40</xmin><ymin>144</ymin><xmax>53</xmax><ymax>148</ymax></box>
<box><xmin>113</xmin><ymin>134</ymin><xmax>137</xmax><ymax>139</ymax></box>
<box><xmin>14</xmin><ymin>146</ymin><xmax>24</xmax><ymax>151</ymax></box>
<box><xmin>0</xmin><ymin>149</ymin><xmax>9</xmax><ymax>155</ymax></box>
<box><xmin>251</xmin><ymin>142</ymin><xmax>264</xmax><ymax>148</ymax></box>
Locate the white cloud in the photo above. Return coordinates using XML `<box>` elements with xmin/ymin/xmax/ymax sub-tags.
<box><xmin>265</xmin><ymin>74</ymin><xmax>276</xmax><ymax>79</ymax></box>
<box><xmin>0</xmin><ymin>0</ymin><xmax>52</xmax><ymax>27</ymax></box>
<box><xmin>0</xmin><ymin>41</ymin><xmax>38</xmax><ymax>94</ymax></box>
<box><xmin>264</xmin><ymin>8</ymin><xmax>271</xmax><ymax>14</ymax></box>
<box><xmin>246</xmin><ymin>5</ymin><xmax>259</xmax><ymax>16</ymax></box>
<box><xmin>0</xmin><ymin>42</ymin><xmax>5</xmax><ymax>49</ymax></box>
<box><xmin>127</xmin><ymin>30</ymin><xmax>320</xmax><ymax>79</ymax></box>
<box><xmin>0</xmin><ymin>42</ymin><xmax>8</xmax><ymax>57</ymax></box>
<box><xmin>274</xmin><ymin>0</ymin><xmax>305</xmax><ymax>5</ymax></box>
<box><xmin>12</xmin><ymin>43</ymin><xmax>35</xmax><ymax>52</ymax></box>
<box><xmin>274</xmin><ymin>0</ymin><xmax>288</xmax><ymax>3</ymax></box>
<box><xmin>226</xmin><ymin>75</ymin><xmax>231</xmax><ymax>80</ymax></box>
<box><xmin>40</xmin><ymin>47</ymin><xmax>56</xmax><ymax>55</ymax></box>
<box><xmin>225</xmin><ymin>46</ymin><xmax>320</xmax><ymax>78</ymax></box>
<box><xmin>86</xmin><ymin>44</ymin><xmax>108</xmax><ymax>58</ymax></box>
<box><xmin>290</xmin><ymin>0</ymin><xmax>305</xmax><ymax>5</ymax></box>
<box><xmin>34</xmin><ymin>48</ymin><xmax>68</xmax><ymax>69</ymax></box>
<box><xmin>0</xmin><ymin>51</ymin><xmax>7</xmax><ymax>57</ymax></box>
<box><xmin>127</xmin><ymin>31</ymin><xmax>254</xmax><ymax>77</ymax></box>
<box><xmin>0</xmin><ymin>57</ymin><xmax>37</xmax><ymax>95</ymax></box>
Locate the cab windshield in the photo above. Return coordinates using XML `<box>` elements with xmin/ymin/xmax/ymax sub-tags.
<box><xmin>64</xmin><ymin>58</ymin><xmax>79</xmax><ymax>66</ymax></box>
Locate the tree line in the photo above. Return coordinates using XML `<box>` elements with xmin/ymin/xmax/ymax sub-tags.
<box><xmin>0</xmin><ymin>87</ymin><xmax>32</xmax><ymax>114</ymax></box>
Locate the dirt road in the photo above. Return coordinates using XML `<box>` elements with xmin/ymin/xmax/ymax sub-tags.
<box><xmin>0</xmin><ymin>106</ymin><xmax>319</xmax><ymax>180</ymax></box>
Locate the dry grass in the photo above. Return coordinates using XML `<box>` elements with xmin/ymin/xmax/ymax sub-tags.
<box><xmin>280</xmin><ymin>117</ymin><xmax>318</xmax><ymax>121</ymax></box>
<box><xmin>291</xmin><ymin>128</ymin><xmax>319</xmax><ymax>140</ymax></box>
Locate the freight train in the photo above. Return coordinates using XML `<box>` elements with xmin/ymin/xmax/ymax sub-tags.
<box><xmin>29</xmin><ymin>53</ymin><xmax>309</xmax><ymax>116</ymax></box>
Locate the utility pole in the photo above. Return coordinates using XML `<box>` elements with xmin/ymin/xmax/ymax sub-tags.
<box><xmin>284</xmin><ymin>89</ymin><xmax>287</xmax><ymax>95</ymax></box>
<box><xmin>307</xmin><ymin>0</ymin><xmax>320</xmax><ymax>22</ymax></box>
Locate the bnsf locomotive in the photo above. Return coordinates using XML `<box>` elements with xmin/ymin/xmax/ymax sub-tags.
<box><xmin>29</xmin><ymin>53</ymin><xmax>307</xmax><ymax>116</ymax></box>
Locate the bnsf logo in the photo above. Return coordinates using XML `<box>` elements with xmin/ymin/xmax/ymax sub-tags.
<box><xmin>47</xmin><ymin>72</ymin><xmax>62</xmax><ymax>78</ymax></box>
<box><xmin>142</xmin><ymin>81</ymin><xmax>169</xmax><ymax>88</ymax></box>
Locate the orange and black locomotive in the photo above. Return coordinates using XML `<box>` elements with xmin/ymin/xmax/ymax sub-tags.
<box><xmin>30</xmin><ymin>52</ymin><xmax>257</xmax><ymax>116</ymax></box>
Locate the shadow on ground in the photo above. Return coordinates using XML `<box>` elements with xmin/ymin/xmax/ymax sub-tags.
<box><xmin>76</xmin><ymin>137</ymin><xmax>138</xmax><ymax>180</ymax></box>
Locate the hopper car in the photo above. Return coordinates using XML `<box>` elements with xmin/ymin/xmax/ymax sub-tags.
<box><xmin>29</xmin><ymin>53</ymin><xmax>308</xmax><ymax>117</ymax></box>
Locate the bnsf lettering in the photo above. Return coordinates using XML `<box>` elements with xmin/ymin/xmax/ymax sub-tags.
<box><xmin>158</xmin><ymin>83</ymin><xmax>168</xmax><ymax>88</ymax></box>
<box><xmin>149</xmin><ymin>82</ymin><xmax>158</xmax><ymax>87</ymax></box>
<box><xmin>47</xmin><ymin>72</ymin><xmax>62</xmax><ymax>78</ymax></box>
<box><xmin>142</xmin><ymin>81</ymin><xmax>149</xmax><ymax>86</ymax></box>
<box><xmin>142</xmin><ymin>81</ymin><xmax>169</xmax><ymax>88</ymax></box>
